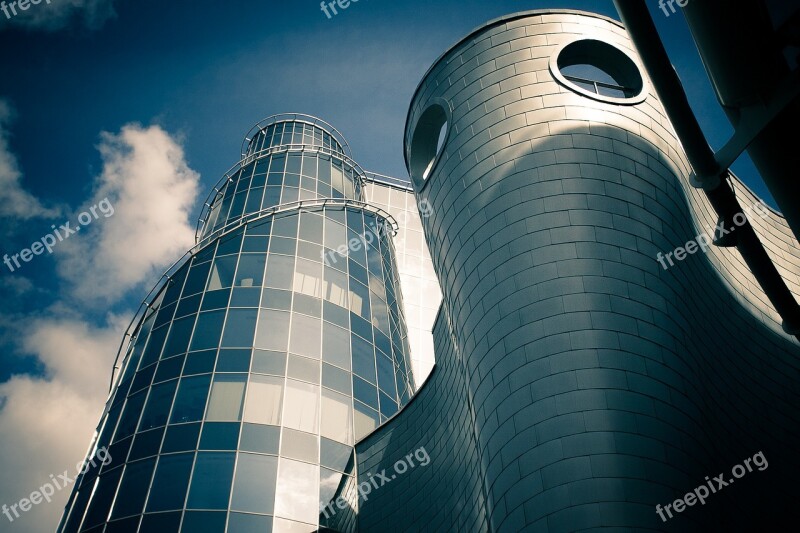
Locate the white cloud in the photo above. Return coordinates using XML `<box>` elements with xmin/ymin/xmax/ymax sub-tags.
<box><xmin>0</xmin><ymin>100</ymin><xmax>60</xmax><ymax>220</ymax></box>
<box><xmin>0</xmin><ymin>122</ymin><xmax>201</xmax><ymax>532</ymax></box>
<box><xmin>58</xmin><ymin>124</ymin><xmax>200</xmax><ymax>303</ymax></box>
<box><xmin>0</xmin><ymin>0</ymin><xmax>116</xmax><ymax>31</ymax></box>
<box><xmin>0</xmin><ymin>313</ymin><xmax>126</xmax><ymax>533</ymax></box>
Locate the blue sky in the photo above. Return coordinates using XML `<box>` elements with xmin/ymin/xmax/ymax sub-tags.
<box><xmin>0</xmin><ymin>1</ymin><xmax>775</xmax><ymax>531</ymax></box>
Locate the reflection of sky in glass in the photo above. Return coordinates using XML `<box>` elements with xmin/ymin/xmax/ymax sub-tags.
<box><xmin>275</xmin><ymin>458</ymin><xmax>320</xmax><ymax>524</ymax></box>
<box><xmin>319</xmin><ymin>468</ymin><xmax>345</xmax><ymax>508</ymax></box>
<box><xmin>283</xmin><ymin>379</ymin><xmax>320</xmax><ymax>433</ymax></box>
<box><xmin>364</xmin><ymin>181</ymin><xmax>442</xmax><ymax>386</ymax></box>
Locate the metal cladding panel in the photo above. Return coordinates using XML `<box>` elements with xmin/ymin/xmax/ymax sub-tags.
<box><xmin>357</xmin><ymin>9</ymin><xmax>800</xmax><ymax>533</ymax></box>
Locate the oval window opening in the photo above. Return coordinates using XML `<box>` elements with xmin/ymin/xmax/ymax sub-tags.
<box><xmin>556</xmin><ymin>39</ymin><xmax>644</xmax><ymax>101</ymax></box>
<box><xmin>409</xmin><ymin>103</ymin><xmax>448</xmax><ymax>185</ymax></box>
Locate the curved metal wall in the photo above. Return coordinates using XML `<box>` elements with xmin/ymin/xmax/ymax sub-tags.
<box><xmin>357</xmin><ymin>9</ymin><xmax>800</xmax><ymax>532</ymax></box>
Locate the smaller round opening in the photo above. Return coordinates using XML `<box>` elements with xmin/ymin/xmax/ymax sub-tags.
<box><xmin>554</xmin><ymin>39</ymin><xmax>644</xmax><ymax>103</ymax></box>
<box><xmin>409</xmin><ymin>103</ymin><xmax>448</xmax><ymax>185</ymax></box>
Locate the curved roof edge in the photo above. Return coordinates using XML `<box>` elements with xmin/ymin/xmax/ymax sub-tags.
<box><xmin>403</xmin><ymin>9</ymin><xmax>624</xmax><ymax>172</ymax></box>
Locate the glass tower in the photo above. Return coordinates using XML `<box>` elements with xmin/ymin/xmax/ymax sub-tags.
<box><xmin>58</xmin><ymin>114</ymin><xmax>415</xmax><ymax>533</ymax></box>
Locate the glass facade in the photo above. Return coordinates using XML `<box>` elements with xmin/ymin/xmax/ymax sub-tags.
<box><xmin>59</xmin><ymin>116</ymin><xmax>415</xmax><ymax>533</ymax></box>
<box><xmin>363</xmin><ymin>176</ymin><xmax>441</xmax><ymax>385</ymax></box>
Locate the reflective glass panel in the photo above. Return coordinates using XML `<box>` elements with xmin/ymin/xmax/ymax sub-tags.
<box><xmin>283</xmin><ymin>379</ymin><xmax>319</xmax><ymax>433</ymax></box>
<box><xmin>187</xmin><ymin>452</ymin><xmax>235</xmax><ymax>510</ymax></box>
<box><xmin>205</xmin><ymin>374</ymin><xmax>246</xmax><ymax>421</ymax></box>
<box><xmin>274</xmin><ymin>458</ymin><xmax>319</xmax><ymax>524</ymax></box>
<box><xmin>243</xmin><ymin>374</ymin><xmax>283</xmax><ymax>425</ymax></box>
<box><xmin>231</xmin><ymin>453</ymin><xmax>278</xmax><ymax>514</ymax></box>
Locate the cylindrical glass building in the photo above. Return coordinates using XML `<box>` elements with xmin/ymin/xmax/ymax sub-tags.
<box><xmin>58</xmin><ymin>114</ymin><xmax>415</xmax><ymax>533</ymax></box>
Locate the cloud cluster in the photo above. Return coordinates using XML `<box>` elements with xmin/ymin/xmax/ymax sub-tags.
<box><xmin>0</xmin><ymin>118</ymin><xmax>201</xmax><ymax>532</ymax></box>
<box><xmin>0</xmin><ymin>0</ymin><xmax>116</xmax><ymax>31</ymax></box>
<box><xmin>58</xmin><ymin>124</ymin><xmax>200</xmax><ymax>303</ymax></box>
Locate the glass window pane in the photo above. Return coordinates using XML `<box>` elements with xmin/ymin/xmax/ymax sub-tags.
<box><xmin>320</xmin><ymin>437</ymin><xmax>353</xmax><ymax>473</ymax></box>
<box><xmin>216</xmin><ymin>348</ymin><xmax>251</xmax><ymax>372</ymax></box>
<box><xmin>255</xmin><ymin>309</ymin><xmax>290</xmax><ymax>351</ymax></box>
<box><xmin>183</xmin><ymin>261</ymin><xmax>212</xmax><ymax>296</ymax></box>
<box><xmin>141</xmin><ymin>325</ymin><xmax>168</xmax><ymax>368</ymax></box>
<box><xmin>245</xmin><ymin>187</ymin><xmax>264</xmax><ymax>213</ymax></box>
<box><xmin>155</xmin><ymin>355</ymin><xmax>185</xmax><ymax>384</ymax></box>
<box><xmin>252</xmin><ymin>349</ymin><xmax>287</xmax><ymax>376</ymax></box>
<box><xmin>206</xmin><ymin>374</ymin><xmax>246</xmax><ymax>421</ymax></box>
<box><xmin>221</xmin><ymin>308</ymin><xmax>258</xmax><ymax>347</ymax></box>
<box><xmin>230</xmin><ymin>287</ymin><xmax>261</xmax><ymax>307</ymax></box>
<box><xmin>281</xmin><ymin>428</ymin><xmax>319</xmax><ymax>463</ymax></box>
<box><xmin>114</xmin><ymin>390</ymin><xmax>147</xmax><ymax>441</ymax></box>
<box><xmin>217</xmin><ymin>231</ymin><xmax>243</xmax><ymax>256</ymax></box>
<box><xmin>129</xmin><ymin>426</ymin><xmax>164</xmax><ymax>461</ymax></box>
<box><xmin>82</xmin><ymin>468</ymin><xmax>123</xmax><ymax>529</ymax></box>
<box><xmin>322</xmin><ymin>363</ymin><xmax>351</xmax><ymax>395</ymax></box>
<box><xmin>283</xmin><ymin>379</ymin><xmax>319</xmax><ymax>433</ymax></box>
<box><xmin>231</xmin><ymin>453</ymin><xmax>278</xmax><ymax>514</ymax></box>
<box><xmin>228</xmin><ymin>513</ymin><xmax>273</xmax><ymax>533</ymax></box>
<box><xmin>146</xmin><ymin>453</ymin><xmax>194</xmax><ymax>512</ymax></box>
<box><xmin>354</xmin><ymin>402</ymin><xmax>380</xmax><ymax>441</ymax></box>
<box><xmin>199</xmin><ymin>421</ymin><xmax>240</xmax><ymax>450</ymax></box>
<box><xmin>287</xmin><ymin>355</ymin><xmax>320</xmax><ymax>384</ymax></box>
<box><xmin>321</xmin><ymin>388</ymin><xmax>353</xmax><ymax>445</ymax></box>
<box><xmin>272</xmin><ymin>215</ymin><xmax>298</xmax><ymax>238</ymax></box>
<box><xmin>352</xmin><ymin>334</ymin><xmax>375</xmax><ymax>382</ymax></box>
<box><xmin>240</xmin><ymin>423</ymin><xmax>280</xmax><ymax>454</ymax></box>
<box><xmin>243</xmin><ymin>374</ymin><xmax>283</xmax><ymax>425</ymax></box>
<box><xmin>183</xmin><ymin>350</ymin><xmax>217</xmax><ymax>375</ymax></box>
<box><xmin>176</xmin><ymin>294</ymin><xmax>201</xmax><ymax>318</ymax></box>
<box><xmin>207</xmin><ymin>256</ymin><xmax>238</xmax><ymax>291</ymax></box>
<box><xmin>110</xmin><ymin>458</ymin><xmax>156</xmax><ymax>519</ymax></box>
<box><xmin>201</xmin><ymin>289</ymin><xmax>230</xmax><ymax>311</ymax></box>
<box><xmin>349</xmin><ymin>280</ymin><xmax>370</xmax><ymax>319</ymax></box>
<box><xmin>161</xmin><ymin>423</ymin><xmax>200</xmax><ymax>453</ymax></box>
<box><xmin>162</xmin><ymin>315</ymin><xmax>196</xmax><ymax>358</ymax></box>
<box><xmin>235</xmin><ymin>255</ymin><xmax>266</xmax><ymax>287</ymax></box>
<box><xmin>264</xmin><ymin>254</ymin><xmax>295</xmax><ymax>289</ymax></box>
<box><xmin>289</xmin><ymin>314</ymin><xmax>321</xmax><ymax>358</ymax></box>
<box><xmin>190</xmin><ymin>311</ymin><xmax>225</xmax><ymax>351</ymax></box>
<box><xmin>187</xmin><ymin>452</ymin><xmax>235</xmax><ymax>510</ymax></box>
<box><xmin>293</xmin><ymin>258</ymin><xmax>322</xmax><ymax>298</ymax></box>
<box><xmin>377</xmin><ymin>354</ymin><xmax>398</xmax><ymax>399</ymax></box>
<box><xmin>299</xmin><ymin>213</ymin><xmax>323</xmax><ymax>244</ymax></box>
<box><xmin>261</xmin><ymin>288</ymin><xmax>292</xmax><ymax>310</ymax></box>
<box><xmin>324</xmin><ymin>220</ymin><xmax>346</xmax><ymax>250</ymax></box>
<box><xmin>274</xmin><ymin>458</ymin><xmax>319</xmax><ymax>524</ymax></box>
<box><xmin>140</xmin><ymin>512</ymin><xmax>182</xmax><ymax>531</ymax></box>
<box><xmin>353</xmin><ymin>375</ymin><xmax>379</xmax><ymax>411</ymax></box>
<box><xmin>170</xmin><ymin>375</ymin><xmax>212</xmax><ymax>424</ymax></box>
<box><xmin>138</xmin><ymin>380</ymin><xmax>178</xmax><ymax>431</ymax></box>
<box><xmin>182</xmin><ymin>511</ymin><xmax>227</xmax><ymax>532</ymax></box>
<box><xmin>322</xmin><ymin>322</ymin><xmax>351</xmax><ymax>370</ymax></box>
<box><xmin>323</xmin><ymin>267</ymin><xmax>348</xmax><ymax>308</ymax></box>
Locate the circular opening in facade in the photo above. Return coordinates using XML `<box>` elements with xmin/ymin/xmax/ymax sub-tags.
<box><xmin>552</xmin><ymin>39</ymin><xmax>645</xmax><ymax>104</ymax></box>
<box><xmin>409</xmin><ymin>103</ymin><xmax>448</xmax><ymax>185</ymax></box>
